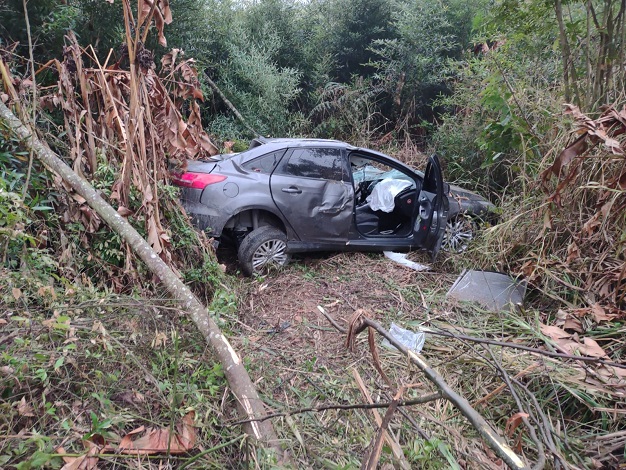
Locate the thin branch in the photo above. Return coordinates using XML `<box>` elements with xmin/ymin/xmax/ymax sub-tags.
<box><xmin>438</xmin><ymin>323</ymin><xmax>561</xmax><ymax>469</ymax></box>
<box><xmin>491</xmin><ymin>55</ymin><xmax>542</xmax><ymax>142</ymax></box>
<box><xmin>228</xmin><ymin>392</ymin><xmax>443</xmax><ymax>426</ymax></box>
<box><xmin>486</xmin><ymin>348</ymin><xmax>547</xmax><ymax>470</ymax></box>
<box><xmin>317</xmin><ymin>305</ymin><xmax>346</xmax><ymax>333</ymax></box>
<box><xmin>423</xmin><ymin>327</ymin><xmax>626</xmax><ymax>370</ymax></box>
<box><xmin>363</xmin><ymin>386</ymin><xmax>403</xmax><ymax>470</ymax></box>
<box><xmin>21</xmin><ymin>0</ymin><xmax>36</xmax><ymax>200</ymax></box>
<box><xmin>363</xmin><ymin>317</ymin><xmax>528</xmax><ymax>469</ymax></box>
<box><xmin>317</xmin><ymin>306</ymin><xmax>625</xmax><ymax>369</ymax></box>
<box><xmin>204</xmin><ymin>72</ymin><xmax>259</xmax><ymax>138</ymax></box>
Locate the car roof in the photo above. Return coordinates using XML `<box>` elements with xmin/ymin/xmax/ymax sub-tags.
<box><xmin>244</xmin><ymin>137</ymin><xmax>416</xmax><ymax>170</ymax></box>
<box><xmin>251</xmin><ymin>137</ymin><xmax>354</xmax><ymax>149</ymax></box>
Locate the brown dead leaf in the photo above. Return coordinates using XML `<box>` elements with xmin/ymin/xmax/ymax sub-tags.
<box><xmin>117</xmin><ymin>206</ymin><xmax>133</xmax><ymax>217</ymax></box>
<box><xmin>579</xmin><ymin>337</ymin><xmax>608</xmax><ymax>358</ymax></box>
<box><xmin>544</xmin><ymin>134</ymin><xmax>588</xmax><ymax>181</ymax></box>
<box><xmin>17</xmin><ymin>397</ymin><xmax>35</xmax><ymax>417</ymax></box>
<box><xmin>58</xmin><ymin>439</ymin><xmax>100</xmax><ymax>470</ymax></box>
<box><xmin>540</xmin><ymin>324</ymin><xmax>571</xmax><ymax>340</ymax></box>
<box><xmin>505</xmin><ymin>412</ymin><xmax>529</xmax><ymax>438</ymax></box>
<box><xmin>590</xmin><ymin>303</ymin><xmax>616</xmax><ymax>323</ymax></box>
<box><xmin>37</xmin><ymin>285</ymin><xmax>57</xmax><ymax>300</ymax></box>
<box><xmin>566</xmin><ymin>241</ymin><xmax>580</xmax><ymax>263</ymax></box>
<box><xmin>11</xmin><ymin>287</ymin><xmax>21</xmax><ymax>300</ymax></box>
<box><xmin>554</xmin><ymin>337</ymin><xmax>608</xmax><ymax>358</ymax></box>
<box><xmin>119</xmin><ymin>411</ymin><xmax>196</xmax><ymax>455</ymax></box>
<box><xmin>563</xmin><ymin>317</ymin><xmax>584</xmax><ymax>333</ymax></box>
<box><xmin>597</xmin><ymin>365</ymin><xmax>626</xmax><ymax>381</ymax></box>
<box><xmin>116</xmin><ymin>390</ymin><xmax>145</xmax><ymax>406</ymax></box>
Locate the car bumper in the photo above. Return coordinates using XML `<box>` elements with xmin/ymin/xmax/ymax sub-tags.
<box><xmin>181</xmin><ymin>200</ymin><xmax>227</xmax><ymax>237</ymax></box>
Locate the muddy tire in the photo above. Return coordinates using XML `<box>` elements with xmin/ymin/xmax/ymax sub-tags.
<box><xmin>237</xmin><ymin>226</ymin><xmax>291</xmax><ymax>276</ymax></box>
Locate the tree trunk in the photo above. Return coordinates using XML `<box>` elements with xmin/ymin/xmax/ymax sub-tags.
<box><xmin>0</xmin><ymin>101</ymin><xmax>283</xmax><ymax>456</ymax></box>
<box><xmin>555</xmin><ymin>0</ymin><xmax>579</xmax><ymax>104</ymax></box>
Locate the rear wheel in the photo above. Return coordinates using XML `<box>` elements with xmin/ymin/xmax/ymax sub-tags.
<box><xmin>442</xmin><ymin>216</ymin><xmax>477</xmax><ymax>253</ymax></box>
<box><xmin>237</xmin><ymin>226</ymin><xmax>291</xmax><ymax>276</ymax></box>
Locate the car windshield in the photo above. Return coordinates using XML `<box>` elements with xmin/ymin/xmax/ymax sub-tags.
<box><xmin>353</xmin><ymin>165</ymin><xmax>416</xmax><ymax>188</ymax></box>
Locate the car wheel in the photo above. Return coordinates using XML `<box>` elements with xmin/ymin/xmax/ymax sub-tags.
<box><xmin>237</xmin><ymin>226</ymin><xmax>291</xmax><ymax>276</ymax></box>
<box><xmin>442</xmin><ymin>216</ymin><xmax>477</xmax><ymax>253</ymax></box>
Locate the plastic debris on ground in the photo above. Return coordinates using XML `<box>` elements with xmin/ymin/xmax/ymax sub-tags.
<box><xmin>383</xmin><ymin>251</ymin><xmax>430</xmax><ymax>271</ymax></box>
<box><xmin>382</xmin><ymin>323</ymin><xmax>426</xmax><ymax>353</ymax></box>
<box><xmin>446</xmin><ymin>269</ymin><xmax>527</xmax><ymax>313</ymax></box>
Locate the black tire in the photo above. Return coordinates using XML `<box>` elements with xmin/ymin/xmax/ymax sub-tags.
<box><xmin>237</xmin><ymin>226</ymin><xmax>291</xmax><ymax>276</ymax></box>
<box><xmin>442</xmin><ymin>215</ymin><xmax>478</xmax><ymax>253</ymax></box>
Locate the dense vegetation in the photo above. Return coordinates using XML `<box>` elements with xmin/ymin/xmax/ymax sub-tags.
<box><xmin>3</xmin><ymin>0</ymin><xmax>626</xmax><ymax>301</ymax></box>
<box><xmin>1</xmin><ymin>0</ymin><xmax>625</xmax><ymax>468</ymax></box>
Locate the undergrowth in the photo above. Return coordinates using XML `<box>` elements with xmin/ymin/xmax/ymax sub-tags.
<box><xmin>0</xmin><ymin>273</ymin><xmax>249</xmax><ymax>469</ymax></box>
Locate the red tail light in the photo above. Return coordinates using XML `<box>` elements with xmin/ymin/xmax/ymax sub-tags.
<box><xmin>171</xmin><ymin>172</ymin><xmax>227</xmax><ymax>189</ymax></box>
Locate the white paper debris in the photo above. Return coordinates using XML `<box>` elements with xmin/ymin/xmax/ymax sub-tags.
<box><xmin>383</xmin><ymin>251</ymin><xmax>430</xmax><ymax>271</ymax></box>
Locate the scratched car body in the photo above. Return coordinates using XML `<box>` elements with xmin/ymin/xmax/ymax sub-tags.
<box><xmin>172</xmin><ymin>138</ymin><xmax>494</xmax><ymax>275</ymax></box>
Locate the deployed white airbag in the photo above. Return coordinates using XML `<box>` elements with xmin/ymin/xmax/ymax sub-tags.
<box><xmin>367</xmin><ymin>178</ymin><xmax>412</xmax><ymax>212</ymax></box>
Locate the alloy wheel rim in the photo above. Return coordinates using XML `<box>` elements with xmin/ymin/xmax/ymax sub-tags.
<box><xmin>252</xmin><ymin>239</ymin><xmax>289</xmax><ymax>271</ymax></box>
<box><xmin>443</xmin><ymin>218</ymin><xmax>475</xmax><ymax>253</ymax></box>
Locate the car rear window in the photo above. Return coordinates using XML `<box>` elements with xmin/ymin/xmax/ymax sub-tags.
<box><xmin>241</xmin><ymin>150</ymin><xmax>286</xmax><ymax>174</ymax></box>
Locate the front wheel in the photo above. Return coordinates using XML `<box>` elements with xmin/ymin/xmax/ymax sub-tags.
<box><xmin>237</xmin><ymin>226</ymin><xmax>291</xmax><ymax>276</ymax></box>
<box><xmin>442</xmin><ymin>216</ymin><xmax>477</xmax><ymax>253</ymax></box>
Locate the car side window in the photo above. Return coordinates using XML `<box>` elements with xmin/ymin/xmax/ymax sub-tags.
<box><xmin>275</xmin><ymin>148</ymin><xmax>347</xmax><ymax>181</ymax></box>
<box><xmin>242</xmin><ymin>150</ymin><xmax>286</xmax><ymax>174</ymax></box>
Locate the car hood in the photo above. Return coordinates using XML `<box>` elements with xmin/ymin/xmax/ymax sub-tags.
<box><xmin>448</xmin><ymin>184</ymin><xmax>488</xmax><ymax>202</ymax></box>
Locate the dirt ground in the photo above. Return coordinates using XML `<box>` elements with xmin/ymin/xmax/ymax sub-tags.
<box><xmin>223</xmin><ymin>251</ymin><xmax>512</xmax><ymax>468</ymax></box>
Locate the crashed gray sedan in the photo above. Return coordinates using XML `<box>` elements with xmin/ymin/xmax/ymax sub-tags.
<box><xmin>172</xmin><ymin>138</ymin><xmax>494</xmax><ymax>275</ymax></box>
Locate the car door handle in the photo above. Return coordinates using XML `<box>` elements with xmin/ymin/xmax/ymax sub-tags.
<box><xmin>282</xmin><ymin>186</ymin><xmax>302</xmax><ymax>194</ymax></box>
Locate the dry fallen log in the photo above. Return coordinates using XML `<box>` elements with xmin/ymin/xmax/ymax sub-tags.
<box><xmin>0</xmin><ymin>101</ymin><xmax>282</xmax><ymax>456</ymax></box>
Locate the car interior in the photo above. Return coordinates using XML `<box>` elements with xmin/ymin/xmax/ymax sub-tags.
<box><xmin>350</xmin><ymin>154</ymin><xmax>422</xmax><ymax>237</ymax></box>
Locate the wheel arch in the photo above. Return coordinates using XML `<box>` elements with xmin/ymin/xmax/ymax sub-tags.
<box><xmin>223</xmin><ymin>207</ymin><xmax>292</xmax><ymax>237</ymax></box>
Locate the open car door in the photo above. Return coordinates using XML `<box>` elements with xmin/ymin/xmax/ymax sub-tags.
<box><xmin>414</xmin><ymin>155</ymin><xmax>448</xmax><ymax>259</ymax></box>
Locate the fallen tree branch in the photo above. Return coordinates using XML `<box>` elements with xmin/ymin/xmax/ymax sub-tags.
<box><xmin>319</xmin><ymin>306</ymin><xmax>625</xmax><ymax>369</ymax></box>
<box><xmin>321</xmin><ymin>310</ymin><xmax>530</xmax><ymax>470</ymax></box>
<box><xmin>0</xmin><ymin>101</ymin><xmax>282</xmax><ymax>456</ymax></box>
<box><xmin>228</xmin><ymin>392</ymin><xmax>442</xmax><ymax>426</ymax></box>
<box><xmin>204</xmin><ymin>72</ymin><xmax>259</xmax><ymax>138</ymax></box>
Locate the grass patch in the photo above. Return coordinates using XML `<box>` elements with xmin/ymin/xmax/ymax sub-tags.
<box><xmin>0</xmin><ymin>273</ymin><xmax>250</xmax><ymax>469</ymax></box>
